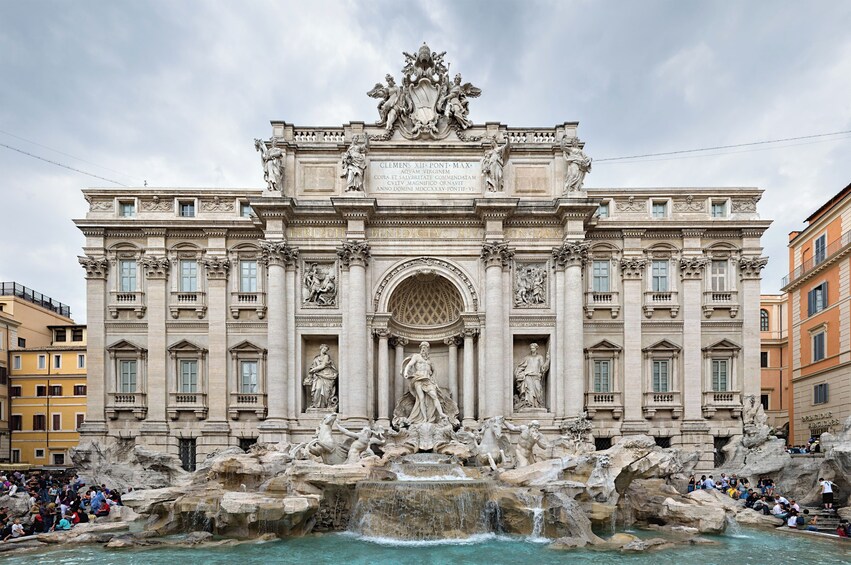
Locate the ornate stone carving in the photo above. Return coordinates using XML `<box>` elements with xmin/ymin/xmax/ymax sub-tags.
<box><xmin>302</xmin><ymin>262</ymin><xmax>337</xmax><ymax>307</ymax></box>
<box><xmin>482</xmin><ymin>136</ymin><xmax>509</xmax><ymax>192</ymax></box>
<box><xmin>254</xmin><ymin>137</ymin><xmax>285</xmax><ymax>192</ymax></box>
<box><xmin>259</xmin><ymin>240</ymin><xmax>299</xmax><ymax>267</ymax></box>
<box><xmin>679</xmin><ymin>256</ymin><xmax>708</xmax><ymax>279</ymax></box>
<box><xmin>673</xmin><ymin>195</ymin><xmax>705</xmax><ymax>213</ymax></box>
<box><xmin>390</xmin><ymin>335</ymin><xmax>409</xmax><ymax>348</ymax></box>
<box><xmin>201</xmin><ymin>256</ymin><xmax>230</xmax><ymax>280</ymax></box>
<box><xmin>304</xmin><ymin>344</ymin><xmax>338</xmax><ymax>411</ymax></box>
<box><xmin>139</xmin><ymin>256</ymin><xmax>170</xmax><ymax>279</ymax></box>
<box><xmin>552</xmin><ymin>241</ymin><xmax>589</xmax><ymax>267</ymax></box>
<box><xmin>738</xmin><ymin>256</ymin><xmax>768</xmax><ymax>280</ymax></box>
<box><xmin>616</xmin><ymin>196</ymin><xmax>644</xmax><ymax>212</ymax></box>
<box><xmin>514</xmin><ymin>263</ymin><xmax>547</xmax><ymax>307</ymax></box>
<box><xmin>393</xmin><ymin>341</ymin><xmax>459</xmax><ymax>426</ymax></box>
<box><xmin>88</xmin><ymin>199</ymin><xmax>113</xmax><ymax>212</ymax></box>
<box><xmin>340</xmin><ymin>134</ymin><xmax>368</xmax><ymax>192</ymax></box>
<box><xmin>731</xmin><ymin>196</ymin><xmax>760</xmax><ymax>213</ymax></box>
<box><xmin>558</xmin><ymin>413</ymin><xmax>595</xmax><ymax>456</ymax></box>
<box><xmin>561</xmin><ymin>137</ymin><xmax>592</xmax><ymax>194</ymax></box>
<box><xmin>513</xmin><ymin>343</ymin><xmax>550</xmax><ymax>410</ymax></box>
<box><xmin>78</xmin><ymin>255</ymin><xmax>109</xmax><ymax>279</ymax></box>
<box><xmin>200</xmin><ymin>196</ymin><xmax>234</xmax><ymax>212</ymax></box>
<box><xmin>336</xmin><ymin>240</ymin><xmax>371</xmax><ymax>267</ymax></box>
<box><xmin>373</xmin><ymin>257</ymin><xmax>478</xmax><ymax>311</ymax></box>
<box><xmin>141</xmin><ymin>196</ymin><xmax>173</xmax><ymax>212</ymax></box>
<box><xmin>480</xmin><ymin>241</ymin><xmax>515</xmax><ymax>268</ymax></box>
<box><xmin>388</xmin><ymin>275</ymin><xmax>462</xmax><ymax>327</ymax></box>
<box><xmin>503</xmin><ymin>420</ymin><xmax>549</xmax><ymax>467</ymax></box>
<box><xmin>620</xmin><ymin>257</ymin><xmax>647</xmax><ymax>279</ymax></box>
<box><xmin>367</xmin><ymin>43</ymin><xmax>480</xmax><ymax>140</ymax></box>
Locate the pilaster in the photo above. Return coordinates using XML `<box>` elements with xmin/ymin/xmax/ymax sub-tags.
<box><xmin>480</xmin><ymin>241</ymin><xmax>513</xmax><ymax>418</ymax></box>
<box><xmin>553</xmin><ymin>241</ymin><xmax>589</xmax><ymax>418</ymax></box>
<box><xmin>78</xmin><ymin>256</ymin><xmax>109</xmax><ymax>435</ymax></box>
<box><xmin>338</xmin><ymin>239</ymin><xmax>372</xmax><ymax>424</ymax></box>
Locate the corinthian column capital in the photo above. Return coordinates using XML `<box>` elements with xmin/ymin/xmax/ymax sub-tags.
<box><xmin>260</xmin><ymin>240</ymin><xmax>299</xmax><ymax>267</ymax></box>
<box><xmin>480</xmin><ymin>241</ymin><xmax>514</xmax><ymax>268</ymax></box>
<box><xmin>78</xmin><ymin>255</ymin><xmax>109</xmax><ymax>279</ymax></box>
<box><xmin>337</xmin><ymin>240</ymin><xmax>371</xmax><ymax>267</ymax></box>
<box><xmin>552</xmin><ymin>240</ymin><xmax>589</xmax><ymax>268</ymax></box>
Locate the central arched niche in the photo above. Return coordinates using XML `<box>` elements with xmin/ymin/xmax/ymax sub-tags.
<box><xmin>387</xmin><ymin>273</ymin><xmax>464</xmax><ymax>340</ymax></box>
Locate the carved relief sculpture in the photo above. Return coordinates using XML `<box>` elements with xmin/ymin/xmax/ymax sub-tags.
<box><xmin>254</xmin><ymin>137</ymin><xmax>285</xmax><ymax>192</ymax></box>
<box><xmin>561</xmin><ymin>137</ymin><xmax>592</xmax><ymax>194</ymax></box>
<box><xmin>482</xmin><ymin>136</ymin><xmax>509</xmax><ymax>192</ymax></box>
<box><xmin>503</xmin><ymin>420</ymin><xmax>549</xmax><ymax>467</ymax></box>
<box><xmin>514</xmin><ymin>263</ymin><xmax>547</xmax><ymax>307</ymax></box>
<box><xmin>302</xmin><ymin>262</ymin><xmax>337</xmax><ymax>307</ymax></box>
<box><xmin>304</xmin><ymin>344</ymin><xmax>339</xmax><ymax>410</ymax></box>
<box><xmin>514</xmin><ymin>343</ymin><xmax>550</xmax><ymax>410</ymax></box>
<box><xmin>340</xmin><ymin>133</ymin><xmax>369</xmax><ymax>192</ymax></box>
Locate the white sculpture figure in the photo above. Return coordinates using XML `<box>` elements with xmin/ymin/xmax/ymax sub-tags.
<box><xmin>514</xmin><ymin>264</ymin><xmax>547</xmax><ymax>306</ymax></box>
<box><xmin>303</xmin><ymin>263</ymin><xmax>337</xmax><ymax>306</ymax></box>
<box><xmin>367</xmin><ymin>74</ymin><xmax>409</xmax><ymax>133</ymax></box>
<box><xmin>340</xmin><ymin>134</ymin><xmax>369</xmax><ymax>192</ymax></box>
<box><xmin>301</xmin><ymin>413</ymin><xmax>339</xmax><ymax>464</ymax></box>
<box><xmin>254</xmin><ymin>137</ymin><xmax>285</xmax><ymax>191</ymax></box>
<box><xmin>514</xmin><ymin>343</ymin><xmax>551</xmax><ymax>410</ymax></box>
<box><xmin>561</xmin><ymin>137</ymin><xmax>592</xmax><ymax>193</ymax></box>
<box><xmin>504</xmin><ymin>420</ymin><xmax>550</xmax><ymax>468</ymax></box>
<box><xmin>335</xmin><ymin>421</ymin><xmax>385</xmax><ymax>465</ymax></box>
<box><xmin>438</xmin><ymin>73</ymin><xmax>481</xmax><ymax>129</ymax></box>
<box><xmin>304</xmin><ymin>344</ymin><xmax>338</xmax><ymax>410</ymax></box>
<box><xmin>401</xmin><ymin>342</ymin><xmax>447</xmax><ymax>424</ymax></box>
<box><xmin>482</xmin><ymin>136</ymin><xmax>510</xmax><ymax>192</ymax></box>
<box><xmin>475</xmin><ymin>416</ymin><xmax>512</xmax><ymax>471</ymax></box>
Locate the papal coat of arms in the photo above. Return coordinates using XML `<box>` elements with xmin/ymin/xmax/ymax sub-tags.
<box><xmin>367</xmin><ymin>43</ymin><xmax>481</xmax><ymax>140</ymax></box>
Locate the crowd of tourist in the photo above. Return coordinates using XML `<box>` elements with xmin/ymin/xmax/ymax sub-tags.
<box><xmin>0</xmin><ymin>470</ymin><xmax>125</xmax><ymax>541</ymax></box>
<box><xmin>786</xmin><ymin>437</ymin><xmax>823</xmax><ymax>454</ymax></box>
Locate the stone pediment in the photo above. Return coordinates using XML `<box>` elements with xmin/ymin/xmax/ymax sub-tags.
<box><xmin>585</xmin><ymin>339</ymin><xmax>623</xmax><ymax>354</ymax></box>
<box><xmin>229</xmin><ymin>340</ymin><xmax>267</xmax><ymax>355</ymax></box>
<box><xmin>167</xmin><ymin>339</ymin><xmax>208</xmax><ymax>355</ymax></box>
<box><xmin>702</xmin><ymin>339</ymin><xmax>741</xmax><ymax>355</ymax></box>
<box><xmin>642</xmin><ymin>339</ymin><xmax>681</xmax><ymax>354</ymax></box>
<box><xmin>106</xmin><ymin>339</ymin><xmax>146</xmax><ymax>353</ymax></box>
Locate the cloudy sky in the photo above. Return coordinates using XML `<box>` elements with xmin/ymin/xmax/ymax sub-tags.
<box><xmin>1</xmin><ymin>1</ymin><xmax>849</xmax><ymax>323</ymax></box>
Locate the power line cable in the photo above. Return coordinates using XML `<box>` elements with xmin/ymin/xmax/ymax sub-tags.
<box><xmin>596</xmin><ymin>130</ymin><xmax>851</xmax><ymax>162</ymax></box>
<box><xmin>0</xmin><ymin>141</ymin><xmax>129</xmax><ymax>186</ymax></box>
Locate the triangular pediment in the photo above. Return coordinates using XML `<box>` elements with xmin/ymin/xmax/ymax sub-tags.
<box><xmin>167</xmin><ymin>339</ymin><xmax>207</xmax><ymax>353</ymax></box>
<box><xmin>106</xmin><ymin>339</ymin><xmax>146</xmax><ymax>353</ymax></box>
<box><xmin>585</xmin><ymin>339</ymin><xmax>622</xmax><ymax>353</ymax></box>
<box><xmin>643</xmin><ymin>339</ymin><xmax>681</xmax><ymax>353</ymax></box>
<box><xmin>229</xmin><ymin>340</ymin><xmax>266</xmax><ymax>354</ymax></box>
<box><xmin>702</xmin><ymin>339</ymin><xmax>741</xmax><ymax>353</ymax></box>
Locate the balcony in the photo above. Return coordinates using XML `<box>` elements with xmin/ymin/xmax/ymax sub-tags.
<box><xmin>782</xmin><ymin>229</ymin><xmax>851</xmax><ymax>288</ymax></box>
<box><xmin>702</xmin><ymin>290</ymin><xmax>739</xmax><ymax>318</ymax></box>
<box><xmin>585</xmin><ymin>391</ymin><xmax>623</xmax><ymax>419</ymax></box>
<box><xmin>584</xmin><ymin>291</ymin><xmax>620</xmax><ymax>318</ymax></box>
<box><xmin>643</xmin><ymin>291</ymin><xmax>679</xmax><ymax>318</ymax></box>
<box><xmin>108</xmin><ymin>290</ymin><xmax>146</xmax><ymax>319</ymax></box>
<box><xmin>230</xmin><ymin>291</ymin><xmax>266</xmax><ymax>319</ymax></box>
<box><xmin>702</xmin><ymin>390</ymin><xmax>742</xmax><ymax>419</ymax></box>
<box><xmin>169</xmin><ymin>291</ymin><xmax>207</xmax><ymax>319</ymax></box>
<box><xmin>106</xmin><ymin>392</ymin><xmax>147</xmax><ymax>420</ymax></box>
<box><xmin>228</xmin><ymin>392</ymin><xmax>267</xmax><ymax>420</ymax></box>
<box><xmin>643</xmin><ymin>391</ymin><xmax>682</xmax><ymax>419</ymax></box>
<box><xmin>167</xmin><ymin>391</ymin><xmax>208</xmax><ymax>420</ymax></box>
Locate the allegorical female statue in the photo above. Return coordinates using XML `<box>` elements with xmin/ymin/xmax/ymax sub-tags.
<box><xmin>514</xmin><ymin>343</ymin><xmax>550</xmax><ymax>410</ymax></box>
<box><xmin>340</xmin><ymin>134</ymin><xmax>369</xmax><ymax>192</ymax></box>
<box><xmin>482</xmin><ymin>136</ymin><xmax>510</xmax><ymax>192</ymax></box>
<box><xmin>254</xmin><ymin>137</ymin><xmax>285</xmax><ymax>191</ymax></box>
<box><xmin>304</xmin><ymin>344</ymin><xmax>338</xmax><ymax>410</ymax></box>
<box><xmin>562</xmin><ymin>137</ymin><xmax>592</xmax><ymax>193</ymax></box>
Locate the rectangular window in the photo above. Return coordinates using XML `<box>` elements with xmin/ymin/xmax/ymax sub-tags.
<box><xmin>17</xmin><ymin>337</ymin><xmax>26</xmax><ymax>348</ymax></box>
<box><xmin>711</xmin><ymin>359</ymin><xmax>729</xmax><ymax>391</ymax></box>
<box><xmin>119</xmin><ymin>201</ymin><xmax>136</xmax><ymax>217</ymax></box>
<box><xmin>36</xmin><ymin>385</ymin><xmax>47</xmax><ymax>397</ymax></box>
<box><xmin>593</xmin><ymin>360</ymin><xmax>611</xmax><ymax>393</ymax></box>
<box><xmin>0</xmin><ymin>367</ymin><xmax>5</xmax><ymax>385</ymax></box>
<box><xmin>652</xmin><ymin>201</ymin><xmax>667</xmax><ymax>218</ymax></box>
<box><xmin>711</xmin><ymin>201</ymin><xmax>726</xmax><ymax>218</ymax></box>
<box><xmin>53</xmin><ymin>354</ymin><xmax>62</xmax><ymax>369</ymax></box>
<box><xmin>72</xmin><ymin>328</ymin><xmax>84</xmax><ymax>341</ymax></box>
<box><xmin>760</xmin><ymin>351</ymin><xmax>769</xmax><ymax>368</ymax></box>
<box><xmin>11</xmin><ymin>450</ymin><xmax>20</xmax><ymax>463</ymax></box>
<box><xmin>179</xmin><ymin>200</ymin><xmax>195</xmax><ymax>217</ymax></box>
<box><xmin>49</xmin><ymin>385</ymin><xmax>62</xmax><ymax>396</ymax></box>
<box><xmin>651</xmin><ymin>260</ymin><xmax>669</xmax><ymax>292</ymax></box>
<box><xmin>652</xmin><ymin>360</ymin><xmax>670</xmax><ymax>392</ymax></box>
<box><xmin>10</xmin><ymin>386</ymin><xmax>21</xmax><ymax>397</ymax></box>
<box><xmin>119</xmin><ymin>360</ymin><xmax>137</xmax><ymax>393</ymax></box>
<box><xmin>596</xmin><ymin>203</ymin><xmax>609</xmax><ymax>218</ymax></box>
<box><xmin>240</xmin><ymin>261</ymin><xmax>258</xmax><ymax>292</ymax></box>
<box><xmin>592</xmin><ymin>261</ymin><xmax>610</xmax><ymax>292</ymax></box>
<box><xmin>760</xmin><ymin>394</ymin><xmax>770</xmax><ymax>411</ymax></box>
<box><xmin>78</xmin><ymin>354</ymin><xmax>86</xmax><ymax>368</ymax></box>
<box><xmin>710</xmin><ymin>260</ymin><xmax>727</xmax><ymax>292</ymax></box>
<box><xmin>812</xmin><ymin>331</ymin><xmax>826</xmax><ymax>362</ymax></box>
<box><xmin>814</xmin><ymin>383</ymin><xmax>829</xmax><ymax>405</ymax></box>
<box><xmin>240</xmin><ymin>202</ymin><xmax>253</xmax><ymax>218</ymax></box>
<box><xmin>53</xmin><ymin>453</ymin><xmax>65</xmax><ymax>466</ymax></box>
<box><xmin>33</xmin><ymin>414</ymin><xmax>46</xmax><ymax>431</ymax></box>
<box><xmin>241</xmin><ymin>361</ymin><xmax>258</xmax><ymax>393</ymax></box>
<box><xmin>807</xmin><ymin>282</ymin><xmax>828</xmax><ymax>316</ymax></box>
<box><xmin>178</xmin><ymin>438</ymin><xmax>197</xmax><ymax>472</ymax></box>
<box><xmin>180</xmin><ymin>260</ymin><xmax>198</xmax><ymax>292</ymax></box>
<box><xmin>52</xmin><ymin>414</ymin><xmax>61</xmax><ymax>431</ymax></box>
<box><xmin>74</xmin><ymin>385</ymin><xmax>87</xmax><ymax>396</ymax></box>
<box><xmin>12</xmin><ymin>355</ymin><xmax>21</xmax><ymax>370</ymax></box>
<box><xmin>34</xmin><ymin>449</ymin><xmax>45</xmax><ymax>459</ymax></box>
<box><xmin>10</xmin><ymin>415</ymin><xmax>22</xmax><ymax>431</ymax></box>
<box><xmin>54</xmin><ymin>328</ymin><xmax>66</xmax><ymax>342</ymax></box>
<box><xmin>179</xmin><ymin>360</ymin><xmax>198</xmax><ymax>393</ymax></box>
<box><xmin>37</xmin><ymin>354</ymin><xmax>46</xmax><ymax>370</ymax></box>
<box><xmin>119</xmin><ymin>260</ymin><xmax>137</xmax><ymax>292</ymax></box>
<box><xmin>76</xmin><ymin>413</ymin><xmax>85</xmax><ymax>429</ymax></box>
<box><xmin>814</xmin><ymin>234</ymin><xmax>827</xmax><ymax>265</ymax></box>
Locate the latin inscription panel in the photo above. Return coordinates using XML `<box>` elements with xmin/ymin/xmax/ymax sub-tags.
<box><xmin>370</xmin><ymin>160</ymin><xmax>481</xmax><ymax>193</ymax></box>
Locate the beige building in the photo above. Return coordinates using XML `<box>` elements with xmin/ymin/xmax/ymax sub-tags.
<box><xmin>74</xmin><ymin>47</ymin><xmax>770</xmax><ymax>471</ymax></box>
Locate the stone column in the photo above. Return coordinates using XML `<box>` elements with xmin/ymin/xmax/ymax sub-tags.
<box><xmin>78</xmin><ymin>256</ymin><xmax>109</xmax><ymax>435</ymax></box>
<box><xmin>552</xmin><ymin>263</ymin><xmax>566</xmax><ymax>418</ymax></box>
<box><xmin>620</xmin><ymin>257</ymin><xmax>647</xmax><ymax>427</ymax></box>
<box><xmin>201</xmin><ymin>256</ymin><xmax>230</xmax><ymax>437</ymax></box>
<box><xmin>445</xmin><ymin>336</ymin><xmax>460</xmax><ymax>403</ymax></box>
<box><xmin>258</xmin><ymin>240</ymin><xmax>298</xmax><ymax>442</ymax></box>
<box><xmin>337</xmin><ymin>240</ymin><xmax>371</xmax><ymax>424</ymax></box>
<box><xmin>680</xmin><ymin>255</ymin><xmax>707</xmax><ymax>421</ymax></box>
<box><xmin>375</xmin><ymin>329</ymin><xmax>391</xmax><ymax>426</ymax></box>
<box><xmin>553</xmin><ymin>241</ymin><xmax>589</xmax><ymax>417</ymax></box>
<box><xmin>480</xmin><ymin>241</ymin><xmax>513</xmax><ymax>419</ymax></box>
<box><xmin>462</xmin><ymin>329</ymin><xmax>478</xmax><ymax>425</ymax></box>
<box><xmin>392</xmin><ymin>336</ymin><xmax>408</xmax><ymax>411</ymax></box>
<box><xmin>140</xmin><ymin>254</ymin><xmax>170</xmax><ymax>435</ymax></box>
<box><xmin>740</xmin><ymin>257</ymin><xmax>768</xmax><ymax>399</ymax></box>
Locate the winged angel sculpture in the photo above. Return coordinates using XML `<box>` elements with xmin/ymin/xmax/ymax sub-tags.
<box><xmin>367</xmin><ymin>43</ymin><xmax>481</xmax><ymax>139</ymax></box>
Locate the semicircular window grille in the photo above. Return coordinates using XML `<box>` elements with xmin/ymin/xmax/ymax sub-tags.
<box><xmin>388</xmin><ymin>274</ymin><xmax>463</xmax><ymax>327</ymax></box>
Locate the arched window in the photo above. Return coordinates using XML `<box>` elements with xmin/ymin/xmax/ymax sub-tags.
<box><xmin>760</xmin><ymin>309</ymin><xmax>769</xmax><ymax>331</ymax></box>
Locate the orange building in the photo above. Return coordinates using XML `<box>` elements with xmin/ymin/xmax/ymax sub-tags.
<box><xmin>782</xmin><ymin>181</ymin><xmax>851</xmax><ymax>446</ymax></box>
<box><xmin>759</xmin><ymin>294</ymin><xmax>789</xmax><ymax>434</ymax></box>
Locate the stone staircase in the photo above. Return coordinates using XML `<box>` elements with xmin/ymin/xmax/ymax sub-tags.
<box><xmin>801</xmin><ymin>506</ymin><xmax>842</xmax><ymax>532</ymax></box>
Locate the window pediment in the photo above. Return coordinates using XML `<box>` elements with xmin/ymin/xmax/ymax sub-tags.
<box><xmin>168</xmin><ymin>339</ymin><xmax>208</xmax><ymax>355</ymax></box>
<box><xmin>107</xmin><ymin>339</ymin><xmax>146</xmax><ymax>354</ymax></box>
<box><xmin>229</xmin><ymin>340</ymin><xmax>267</xmax><ymax>356</ymax></box>
<box><xmin>585</xmin><ymin>339</ymin><xmax>622</xmax><ymax>354</ymax></box>
<box><xmin>643</xmin><ymin>339</ymin><xmax>681</xmax><ymax>354</ymax></box>
<box><xmin>702</xmin><ymin>339</ymin><xmax>740</xmax><ymax>353</ymax></box>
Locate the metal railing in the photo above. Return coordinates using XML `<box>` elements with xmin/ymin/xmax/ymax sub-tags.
<box><xmin>782</xmin><ymin>229</ymin><xmax>851</xmax><ymax>287</ymax></box>
<box><xmin>0</xmin><ymin>282</ymin><xmax>71</xmax><ymax>317</ymax></box>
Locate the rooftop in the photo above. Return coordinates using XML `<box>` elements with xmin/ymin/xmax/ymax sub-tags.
<box><xmin>0</xmin><ymin>282</ymin><xmax>71</xmax><ymax>318</ymax></box>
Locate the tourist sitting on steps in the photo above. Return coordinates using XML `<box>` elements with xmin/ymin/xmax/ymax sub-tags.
<box><xmin>796</xmin><ymin>509</ymin><xmax>818</xmax><ymax>531</ymax></box>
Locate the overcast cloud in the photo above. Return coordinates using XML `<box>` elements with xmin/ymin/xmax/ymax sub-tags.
<box><xmin>1</xmin><ymin>0</ymin><xmax>850</xmax><ymax>323</ymax></box>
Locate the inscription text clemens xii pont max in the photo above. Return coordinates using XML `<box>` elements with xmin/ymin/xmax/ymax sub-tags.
<box><xmin>370</xmin><ymin>160</ymin><xmax>480</xmax><ymax>193</ymax></box>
